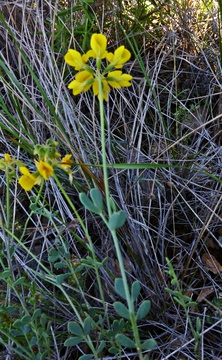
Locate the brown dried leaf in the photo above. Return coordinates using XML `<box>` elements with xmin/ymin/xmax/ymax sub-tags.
<box><xmin>196</xmin><ymin>287</ymin><xmax>215</xmax><ymax>303</ymax></box>
<box><xmin>202</xmin><ymin>253</ymin><xmax>222</xmax><ymax>274</ymax></box>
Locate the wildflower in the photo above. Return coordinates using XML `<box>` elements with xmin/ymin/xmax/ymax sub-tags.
<box><xmin>0</xmin><ymin>153</ymin><xmax>16</xmax><ymax>182</ymax></box>
<box><xmin>64</xmin><ymin>33</ymin><xmax>132</xmax><ymax>102</ymax></box>
<box><xmin>106</xmin><ymin>46</ymin><xmax>131</xmax><ymax>69</ymax></box>
<box><xmin>18</xmin><ymin>167</ymin><xmax>38</xmax><ymax>191</ymax></box>
<box><xmin>64</xmin><ymin>49</ymin><xmax>89</xmax><ymax>71</ymax></box>
<box><xmin>0</xmin><ymin>153</ymin><xmax>14</xmax><ymax>168</ymax></box>
<box><xmin>3</xmin><ymin>154</ymin><xmax>12</xmax><ymax>163</ymax></box>
<box><xmin>107</xmin><ymin>71</ymin><xmax>132</xmax><ymax>88</ymax></box>
<box><xmin>68</xmin><ymin>71</ymin><xmax>94</xmax><ymax>96</ymax></box>
<box><xmin>35</xmin><ymin>160</ymin><xmax>53</xmax><ymax>180</ymax></box>
<box><xmin>92</xmin><ymin>78</ymin><xmax>111</xmax><ymax>102</ymax></box>
<box><xmin>86</xmin><ymin>34</ymin><xmax>108</xmax><ymax>60</ymax></box>
<box><xmin>60</xmin><ymin>154</ymin><xmax>73</xmax><ymax>171</ymax></box>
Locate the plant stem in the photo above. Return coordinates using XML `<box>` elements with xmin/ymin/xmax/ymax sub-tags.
<box><xmin>98</xmin><ymin>76</ymin><xmax>112</xmax><ymax>218</ymax></box>
<box><xmin>98</xmin><ymin>79</ymin><xmax>143</xmax><ymax>359</ymax></box>
<box><xmin>53</xmin><ymin>173</ymin><xmax>107</xmax><ymax>315</ymax></box>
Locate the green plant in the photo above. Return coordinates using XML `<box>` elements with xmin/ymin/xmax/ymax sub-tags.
<box><xmin>165</xmin><ymin>257</ymin><xmax>202</xmax><ymax>356</ymax></box>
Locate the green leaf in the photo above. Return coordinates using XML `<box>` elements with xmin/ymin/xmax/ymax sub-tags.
<box><xmin>40</xmin><ymin>314</ymin><xmax>47</xmax><ymax>328</ymax></box>
<box><xmin>113</xmin><ymin>318</ymin><xmax>124</xmax><ymax>332</ymax></box>
<box><xmin>171</xmin><ymin>278</ymin><xmax>178</xmax><ymax>285</ymax></box>
<box><xmin>54</xmin><ymin>261</ymin><xmax>67</xmax><ymax>269</ymax></box>
<box><xmin>165</xmin><ymin>288</ymin><xmax>181</xmax><ymax>297</ymax></box>
<box><xmin>196</xmin><ymin>317</ymin><xmax>201</xmax><ymax>332</ymax></box>
<box><xmin>109</xmin><ymin>197</ymin><xmax>117</xmax><ymax>212</ymax></box>
<box><xmin>55</xmin><ymin>273</ymin><xmax>71</xmax><ymax>284</ymax></box>
<box><xmin>108</xmin><ymin>346</ymin><xmax>119</xmax><ymax>354</ymax></box>
<box><xmin>113</xmin><ymin>301</ymin><xmax>130</xmax><ymax>319</ymax></box>
<box><xmin>173</xmin><ymin>297</ymin><xmax>184</xmax><ymax>306</ymax></box>
<box><xmin>83</xmin><ymin>317</ymin><xmax>91</xmax><ymax>335</ymax></box>
<box><xmin>141</xmin><ymin>338</ymin><xmax>157</xmax><ymax>350</ymax></box>
<box><xmin>29</xmin><ymin>203</ymin><xmax>38</xmax><ymax>212</ymax></box>
<box><xmin>108</xmin><ymin>211</ymin><xmax>126</xmax><ymax>230</ymax></box>
<box><xmin>115</xmin><ymin>278</ymin><xmax>127</xmax><ymax>300</ymax></box>
<box><xmin>64</xmin><ymin>337</ymin><xmax>82</xmax><ymax>346</ymax></box>
<box><xmin>136</xmin><ymin>300</ymin><xmax>151</xmax><ymax>320</ymax></box>
<box><xmin>185</xmin><ymin>301</ymin><xmax>198</xmax><ymax>308</ymax></box>
<box><xmin>21</xmin><ymin>315</ymin><xmax>31</xmax><ymax>325</ymax></box>
<box><xmin>131</xmin><ymin>281</ymin><xmax>141</xmax><ymax>301</ymax></box>
<box><xmin>90</xmin><ymin>188</ymin><xmax>103</xmax><ymax>211</ymax></box>
<box><xmin>79</xmin><ymin>192</ymin><xmax>100</xmax><ymax>214</ymax></box>
<box><xmin>115</xmin><ymin>334</ymin><xmax>136</xmax><ymax>348</ymax></box>
<box><xmin>79</xmin><ymin>355</ymin><xmax>93</xmax><ymax>360</ymax></box>
<box><xmin>68</xmin><ymin>322</ymin><xmax>83</xmax><ymax>336</ymax></box>
<box><xmin>13</xmin><ymin>320</ymin><xmax>23</xmax><ymax>329</ymax></box>
<box><xmin>97</xmin><ymin>340</ymin><xmax>106</xmax><ymax>354</ymax></box>
<box><xmin>48</xmin><ymin>248</ymin><xmax>60</xmax><ymax>262</ymax></box>
<box><xmin>13</xmin><ymin>277</ymin><xmax>26</xmax><ymax>286</ymax></box>
<box><xmin>32</xmin><ymin>309</ymin><xmax>41</xmax><ymax>321</ymax></box>
<box><xmin>1</xmin><ymin>270</ymin><xmax>10</xmax><ymax>279</ymax></box>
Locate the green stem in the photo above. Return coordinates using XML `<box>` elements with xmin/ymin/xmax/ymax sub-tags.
<box><xmin>98</xmin><ymin>76</ymin><xmax>112</xmax><ymax>217</ymax></box>
<box><xmin>97</xmin><ymin>77</ymin><xmax>143</xmax><ymax>357</ymax></box>
<box><xmin>6</xmin><ymin>174</ymin><xmax>11</xmax><ymax>231</ymax></box>
<box><xmin>53</xmin><ymin>173</ymin><xmax>107</xmax><ymax>315</ymax></box>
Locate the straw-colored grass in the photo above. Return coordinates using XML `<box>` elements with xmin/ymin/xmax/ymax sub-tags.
<box><xmin>0</xmin><ymin>0</ymin><xmax>221</xmax><ymax>359</ymax></box>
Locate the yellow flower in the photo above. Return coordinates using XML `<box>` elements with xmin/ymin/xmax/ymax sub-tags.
<box><xmin>0</xmin><ymin>154</ymin><xmax>12</xmax><ymax>168</ymax></box>
<box><xmin>92</xmin><ymin>78</ymin><xmax>111</xmax><ymax>102</ymax></box>
<box><xmin>60</xmin><ymin>154</ymin><xmax>73</xmax><ymax>171</ymax></box>
<box><xmin>35</xmin><ymin>160</ymin><xmax>53</xmax><ymax>180</ymax></box>
<box><xmin>107</xmin><ymin>71</ymin><xmax>133</xmax><ymax>88</ymax></box>
<box><xmin>68</xmin><ymin>70</ymin><xmax>94</xmax><ymax>96</ymax></box>
<box><xmin>19</xmin><ymin>167</ymin><xmax>37</xmax><ymax>191</ymax></box>
<box><xmin>106</xmin><ymin>46</ymin><xmax>131</xmax><ymax>68</ymax></box>
<box><xmin>4</xmin><ymin>154</ymin><xmax>13</xmax><ymax>162</ymax></box>
<box><xmin>64</xmin><ymin>49</ymin><xmax>88</xmax><ymax>71</ymax></box>
<box><xmin>86</xmin><ymin>34</ymin><xmax>108</xmax><ymax>60</ymax></box>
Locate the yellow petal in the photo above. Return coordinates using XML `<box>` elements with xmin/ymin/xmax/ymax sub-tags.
<box><xmin>106</xmin><ymin>52</ymin><xmax>114</xmax><ymax>63</ymax></box>
<box><xmin>64</xmin><ymin>49</ymin><xmax>87</xmax><ymax>70</ymax></box>
<box><xmin>110</xmin><ymin>46</ymin><xmax>131</xmax><ymax>68</ymax></box>
<box><xmin>4</xmin><ymin>154</ymin><xmax>12</xmax><ymax>162</ymax></box>
<box><xmin>75</xmin><ymin>70</ymin><xmax>93</xmax><ymax>83</ymax></box>
<box><xmin>19</xmin><ymin>166</ymin><xmax>33</xmax><ymax>176</ymax></box>
<box><xmin>90</xmin><ymin>34</ymin><xmax>107</xmax><ymax>59</ymax></box>
<box><xmin>19</xmin><ymin>167</ymin><xmax>37</xmax><ymax>191</ymax></box>
<box><xmin>68</xmin><ymin>71</ymin><xmax>94</xmax><ymax>95</ymax></box>
<box><xmin>68</xmin><ymin>80</ymin><xmax>83</xmax><ymax>95</ymax></box>
<box><xmin>92</xmin><ymin>78</ymin><xmax>110</xmax><ymax>102</ymax></box>
<box><xmin>107</xmin><ymin>71</ymin><xmax>132</xmax><ymax>88</ymax></box>
<box><xmin>60</xmin><ymin>155</ymin><xmax>72</xmax><ymax>170</ymax></box>
<box><xmin>35</xmin><ymin>160</ymin><xmax>53</xmax><ymax>180</ymax></box>
<box><xmin>19</xmin><ymin>175</ymin><xmax>36</xmax><ymax>191</ymax></box>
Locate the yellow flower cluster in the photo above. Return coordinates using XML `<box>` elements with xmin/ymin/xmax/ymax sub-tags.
<box><xmin>0</xmin><ymin>140</ymin><xmax>73</xmax><ymax>191</ymax></box>
<box><xmin>64</xmin><ymin>34</ymin><xmax>132</xmax><ymax>101</ymax></box>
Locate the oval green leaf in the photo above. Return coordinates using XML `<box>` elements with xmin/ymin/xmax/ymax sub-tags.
<box><xmin>90</xmin><ymin>188</ymin><xmax>103</xmax><ymax>212</ymax></box>
<box><xmin>141</xmin><ymin>338</ymin><xmax>157</xmax><ymax>350</ymax></box>
<box><xmin>114</xmin><ymin>278</ymin><xmax>127</xmax><ymax>300</ymax></box>
<box><xmin>136</xmin><ymin>300</ymin><xmax>151</xmax><ymax>320</ymax></box>
<box><xmin>108</xmin><ymin>210</ymin><xmax>126</xmax><ymax>230</ymax></box>
<box><xmin>113</xmin><ymin>301</ymin><xmax>130</xmax><ymax>319</ymax></box>
<box><xmin>68</xmin><ymin>321</ymin><xmax>83</xmax><ymax>336</ymax></box>
<box><xmin>79</xmin><ymin>192</ymin><xmax>100</xmax><ymax>214</ymax></box>
<box><xmin>64</xmin><ymin>337</ymin><xmax>82</xmax><ymax>346</ymax></box>
<box><xmin>131</xmin><ymin>281</ymin><xmax>141</xmax><ymax>301</ymax></box>
<box><xmin>115</xmin><ymin>334</ymin><xmax>136</xmax><ymax>348</ymax></box>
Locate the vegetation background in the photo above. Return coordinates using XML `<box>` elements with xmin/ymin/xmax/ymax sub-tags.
<box><xmin>0</xmin><ymin>0</ymin><xmax>222</xmax><ymax>359</ymax></box>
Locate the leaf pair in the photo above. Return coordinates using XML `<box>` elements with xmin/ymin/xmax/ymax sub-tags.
<box><xmin>80</xmin><ymin>188</ymin><xmax>126</xmax><ymax>230</ymax></box>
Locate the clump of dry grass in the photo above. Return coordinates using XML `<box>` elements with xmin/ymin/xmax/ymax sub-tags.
<box><xmin>0</xmin><ymin>0</ymin><xmax>222</xmax><ymax>359</ymax></box>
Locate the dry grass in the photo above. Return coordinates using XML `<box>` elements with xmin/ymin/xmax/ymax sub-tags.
<box><xmin>0</xmin><ymin>0</ymin><xmax>222</xmax><ymax>359</ymax></box>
